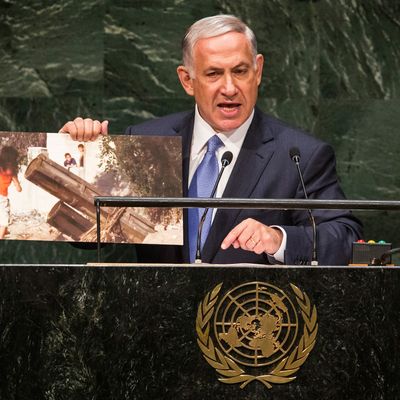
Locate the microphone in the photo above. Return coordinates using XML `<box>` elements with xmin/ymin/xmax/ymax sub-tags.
<box><xmin>370</xmin><ymin>247</ymin><xmax>400</xmax><ymax>266</ymax></box>
<box><xmin>289</xmin><ymin>147</ymin><xmax>318</xmax><ymax>266</ymax></box>
<box><xmin>195</xmin><ymin>151</ymin><xmax>233</xmax><ymax>263</ymax></box>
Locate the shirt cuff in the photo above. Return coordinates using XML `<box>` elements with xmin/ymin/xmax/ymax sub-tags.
<box><xmin>267</xmin><ymin>225</ymin><xmax>287</xmax><ymax>263</ymax></box>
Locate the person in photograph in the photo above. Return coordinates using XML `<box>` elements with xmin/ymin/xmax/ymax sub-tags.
<box><xmin>76</xmin><ymin>143</ymin><xmax>86</xmax><ymax>178</ymax></box>
<box><xmin>77</xmin><ymin>143</ymin><xmax>85</xmax><ymax>167</ymax></box>
<box><xmin>0</xmin><ymin>146</ymin><xmax>22</xmax><ymax>239</ymax></box>
<box><xmin>63</xmin><ymin>152</ymin><xmax>77</xmax><ymax>171</ymax></box>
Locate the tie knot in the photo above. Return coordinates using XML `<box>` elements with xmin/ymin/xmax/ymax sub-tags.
<box><xmin>206</xmin><ymin>135</ymin><xmax>223</xmax><ymax>154</ymax></box>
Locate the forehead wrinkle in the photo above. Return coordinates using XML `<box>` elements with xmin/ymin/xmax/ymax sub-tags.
<box><xmin>192</xmin><ymin>32</ymin><xmax>254</xmax><ymax>68</ymax></box>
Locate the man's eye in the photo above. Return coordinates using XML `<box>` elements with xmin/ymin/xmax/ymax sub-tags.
<box><xmin>235</xmin><ymin>68</ymin><xmax>247</xmax><ymax>75</ymax></box>
<box><xmin>207</xmin><ymin>71</ymin><xmax>218</xmax><ymax>77</ymax></box>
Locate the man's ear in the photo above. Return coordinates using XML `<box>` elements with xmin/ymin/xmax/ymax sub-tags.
<box><xmin>177</xmin><ymin>65</ymin><xmax>194</xmax><ymax>96</ymax></box>
<box><xmin>255</xmin><ymin>54</ymin><xmax>264</xmax><ymax>86</ymax></box>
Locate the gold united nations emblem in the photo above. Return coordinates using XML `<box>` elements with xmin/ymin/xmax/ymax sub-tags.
<box><xmin>196</xmin><ymin>282</ymin><xmax>318</xmax><ymax>389</ymax></box>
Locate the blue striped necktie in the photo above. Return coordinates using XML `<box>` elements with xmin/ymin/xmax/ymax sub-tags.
<box><xmin>188</xmin><ymin>135</ymin><xmax>223</xmax><ymax>262</ymax></box>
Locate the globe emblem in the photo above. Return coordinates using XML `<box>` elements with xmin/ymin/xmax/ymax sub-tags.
<box><xmin>213</xmin><ymin>282</ymin><xmax>299</xmax><ymax>367</ymax></box>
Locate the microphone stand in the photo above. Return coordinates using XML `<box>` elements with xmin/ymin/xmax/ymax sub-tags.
<box><xmin>291</xmin><ymin>151</ymin><xmax>318</xmax><ymax>266</ymax></box>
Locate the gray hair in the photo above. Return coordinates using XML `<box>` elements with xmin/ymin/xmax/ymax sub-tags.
<box><xmin>182</xmin><ymin>15</ymin><xmax>258</xmax><ymax>76</ymax></box>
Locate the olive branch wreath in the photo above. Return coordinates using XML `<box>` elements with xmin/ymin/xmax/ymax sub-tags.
<box><xmin>196</xmin><ymin>282</ymin><xmax>318</xmax><ymax>389</ymax></box>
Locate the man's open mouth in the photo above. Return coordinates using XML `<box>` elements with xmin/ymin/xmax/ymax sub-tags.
<box><xmin>218</xmin><ymin>103</ymin><xmax>241</xmax><ymax>109</ymax></box>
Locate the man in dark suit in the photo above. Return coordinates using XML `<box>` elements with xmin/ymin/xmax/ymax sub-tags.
<box><xmin>60</xmin><ymin>15</ymin><xmax>363</xmax><ymax>265</ymax></box>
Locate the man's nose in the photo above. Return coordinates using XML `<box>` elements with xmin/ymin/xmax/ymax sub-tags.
<box><xmin>221</xmin><ymin>74</ymin><xmax>238</xmax><ymax>97</ymax></box>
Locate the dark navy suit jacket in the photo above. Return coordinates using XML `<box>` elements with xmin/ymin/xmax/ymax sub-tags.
<box><xmin>125</xmin><ymin>107</ymin><xmax>363</xmax><ymax>265</ymax></box>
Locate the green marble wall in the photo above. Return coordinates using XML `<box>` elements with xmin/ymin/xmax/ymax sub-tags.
<box><xmin>0</xmin><ymin>0</ymin><xmax>399</xmax><ymax>263</ymax></box>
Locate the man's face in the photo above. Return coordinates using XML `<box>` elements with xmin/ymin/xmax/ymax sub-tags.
<box><xmin>177</xmin><ymin>31</ymin><xmax>264</xmax><ymax>132</ymax></box>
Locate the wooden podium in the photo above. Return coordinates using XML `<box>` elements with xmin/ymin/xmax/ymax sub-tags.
<box><xmin>0</xmin><ymin>263</ymin><xmax>399</xmax><ymax>399</ymax></box>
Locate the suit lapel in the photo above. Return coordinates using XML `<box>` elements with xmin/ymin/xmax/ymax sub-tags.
<box><xmin>201</xmin><ymin>108</ymin><xmax>276</xmax><ymax>262</ymax></box>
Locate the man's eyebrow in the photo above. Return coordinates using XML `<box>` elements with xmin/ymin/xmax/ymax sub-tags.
<box><xmin>232</xmin><ymin>62</ymin><xmax>251</xmax><ymax>69</ymax></box>
<box><xmin>205</xmin><ymin>66</ymin><xmax>224</xmax><ymax>72</ymax></box>
<box><xmin>205</xmin><ymin>62</ymin><xmax>251</xmax><ymax>71</ymax></box>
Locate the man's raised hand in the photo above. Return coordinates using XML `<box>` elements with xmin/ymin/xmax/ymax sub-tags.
<box><xmin>59</xmin><ymin>117</ymin><xmax>108</xmax><ymax>141</ymax></box>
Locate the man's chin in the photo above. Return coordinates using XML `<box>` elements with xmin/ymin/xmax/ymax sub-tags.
<box><xmin>214</xmin><ymin>120</ymin><xmax>244</xmax><ymax>133</ymax></box>
<box><xmin>207</xmin><ymin>113</ymin><xmax>243</xmax><ymax>130</ymax></box>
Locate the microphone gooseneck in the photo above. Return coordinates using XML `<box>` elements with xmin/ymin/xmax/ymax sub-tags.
<box><xmin>289</xmin><ymin>147</ymin><xmax>318</xmax><ymax>266</ymax></box>
<box><xmin>195</xmin><ymin>151</ymin><xmax>233</xmax><ymax>263</ymax></box>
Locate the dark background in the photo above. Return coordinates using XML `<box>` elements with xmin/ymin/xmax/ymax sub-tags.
<box><xmin>0</xmin><ymin>0</ymin><xmax>399</xmax><ymax>264</ymax></box>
